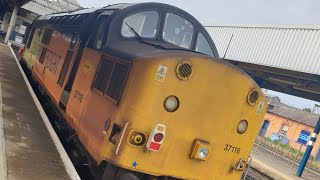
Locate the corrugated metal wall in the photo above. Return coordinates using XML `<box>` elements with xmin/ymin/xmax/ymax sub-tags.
<box><xmin>205</xmin><ymin>25</ymin><xmax>320</xmax><ymax>75</ymax></box>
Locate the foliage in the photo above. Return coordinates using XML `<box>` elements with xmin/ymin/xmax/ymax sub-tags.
<box><xmin>303</xmin><ymin>108</ymin><xmax>312</xmax><ymax>112</ymax></box>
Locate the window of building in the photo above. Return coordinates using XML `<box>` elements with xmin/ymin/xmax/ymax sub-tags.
<box><xmin>121</xmin><ymin>11</ymin><xmax>159</xmax><ymax>38</ymax></box>
<box><xmin>163</xmin><ymin>13</ymin><xmax>194</xmax><ymax>49</ymax></box>
<box><xmin>195</xmin><ymin>33</ymin><xmax>214</xmax><ymax>57</ymax></box>
<box><xmin>93</xmin><ymin>58</ymin><xmax>130</xmax><ymax>103</ymax></box>
<box><xmin>279</xmin><ymin>124</ymin><xmax>289</xmax><ymax>136</ymax></box>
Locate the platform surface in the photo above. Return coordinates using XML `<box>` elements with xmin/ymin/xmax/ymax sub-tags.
<box><xmin>0</xmin><ymin>44</ymin><xmax>76</xmax><ymax>180</ymax></box>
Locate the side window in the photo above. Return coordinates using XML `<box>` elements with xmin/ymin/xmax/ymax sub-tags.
<box><xmin>92</xmin><ymin>17</ymin><xmax>108</xmax><ymax>49</ymax></box>
<box><xmin>26</xmin><ymin>27</ymin><xmax>36</xmax><ymax>49</ymax></box>
<box><xmin>163</xmin><ymin>13</ymin><xmax>194</xmax><ymax>49</ymax></box>
<box><xmin>57</xmin><ymin>50</ymin><xmax>73</xmax><ymax>86</ymax></box>
<box><xmin>42</xmin><ymin>29</ymin><xmax>53</xmax><ymax>45</ymax></box>
<box><xmin>39</xmin><ymin>48</ymin><xmax>47</xmax><ymax>64</ymax></box>
<box><xmin>121</xmin><ymin>11</ymin><xmax>159</xmax><ymax>38</ymax></box>
<box><xmin>196</xmin><ymin>33</ymin><xmax>214</xmax><ymax>57</ymax></box>
<box><xmin>93</xmin><ymin>58</ymin><xmax>130</xmax><ymax>103</ymax></box>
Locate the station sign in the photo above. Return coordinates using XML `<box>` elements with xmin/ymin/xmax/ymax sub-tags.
<box><xmin>270</xmin><ymin>133</ymin><xmax>280</xmax><ymax>141</ymax></box>
<box><xmin>297</xmin><ymin>130</ymin><xmax>310</xmax><ymax>145</ymax></box>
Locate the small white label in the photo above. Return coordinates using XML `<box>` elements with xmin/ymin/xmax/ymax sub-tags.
<box><xmin>155</xmin><ymin>65</ymin><xmax>168</xmax><ymax>82</ymax></box>
<box><xmin>256</xmin><ymin>101</ymin><xmax>264</xmax><ymax>115</ymax></box>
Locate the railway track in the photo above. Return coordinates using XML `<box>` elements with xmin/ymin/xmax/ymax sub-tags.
<box><xmin>242</xmin><ymin>166</ymin><xmax>273</xmax><ymax>180</ymax></box>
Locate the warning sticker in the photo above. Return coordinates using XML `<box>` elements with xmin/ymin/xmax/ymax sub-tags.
<box><xmin>155</xmin><ymin>65</ymin><xmax>168</xmax><ymax>82</ymax></box>
<box><xmin>256</xmin><ymin>101</ymin><xmax>264</xmax><ymax>115</ymax></box>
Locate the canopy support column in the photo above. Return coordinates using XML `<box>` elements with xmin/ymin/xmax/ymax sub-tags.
<box><xmin>4</xmin><ymin>2</ymin><xmax>18</xmax><ymax>44</ymax></box>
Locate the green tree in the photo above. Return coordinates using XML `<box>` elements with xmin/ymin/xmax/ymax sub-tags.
<box><xmin>303</xmin><ymin>108</ymin><xmax>312</xmax><ymax>112</ymax></box>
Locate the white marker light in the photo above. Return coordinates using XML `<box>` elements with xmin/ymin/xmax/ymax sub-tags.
<box><xmin>164</xmin><ymin>96</ymin><xmax>179</xmax><ymax>112</ymax></box>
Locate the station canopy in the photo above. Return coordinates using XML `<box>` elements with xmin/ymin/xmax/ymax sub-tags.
<box><xmin>22</xmin><ymin>0</ymin><xmax>82</xmax><ymax>15</ymax></box>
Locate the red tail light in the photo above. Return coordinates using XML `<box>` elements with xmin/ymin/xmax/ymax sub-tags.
<box><xmin>153</xmin><ymin>133</ymin><xmax>164</xmax><ymax>142</ymax></box>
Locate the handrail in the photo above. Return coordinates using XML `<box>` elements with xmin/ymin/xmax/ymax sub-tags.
<box><xmin>115</xmin><ymin>122</ymin><xmax>130</xmax><ymax>156</ymax></box>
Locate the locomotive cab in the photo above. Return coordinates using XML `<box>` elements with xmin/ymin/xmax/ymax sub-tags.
<box><xmin>86</xmin><ymin>3</ymin><xmax>219</xmax><ymax>59</ymax></box>
<box><xmin>22</xmin><ymin>3</ymin><xmax>267</xmax><ymax>180</ymax></box>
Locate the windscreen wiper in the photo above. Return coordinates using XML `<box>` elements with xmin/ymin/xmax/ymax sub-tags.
<box><xmin>125</xmin><ymin>23</ymin><xmax>207</xmax><ymax>56</ymax></box>
<box><xmin>125</xmin><ymin>22</ymin><xmax>165</xmax><ymax>49</ymax></box>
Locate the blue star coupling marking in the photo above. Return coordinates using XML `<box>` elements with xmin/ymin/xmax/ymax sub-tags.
<box><xmin>132</xmin><ymin>161</ymin><xmax>138</xmax><ymax>168</ymax></box>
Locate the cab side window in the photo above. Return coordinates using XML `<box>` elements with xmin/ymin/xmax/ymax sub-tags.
<box><xmin>121</xmin><ymin>11</ymin><xmax>159</xmax><ymax>38</ymax></box>
<box><xmin>163</xmin><ymin>13</ymin><xmax>194</xmax><ymax>49</ymax></box>
<box><xmin>92</xmin><ymin>17</ymin><xmax>107</xmax><ymax>49</ymax></box>
<box><xmin>195</xmin><ymin>33</ymin><xmax>214</xmax><ymax>57</ymax></box>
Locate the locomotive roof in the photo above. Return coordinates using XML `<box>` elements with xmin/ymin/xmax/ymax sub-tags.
<box><xmin>32</xmin><ymin>2</ymin><xmax>219</xmax><ymax>58</ymax></box>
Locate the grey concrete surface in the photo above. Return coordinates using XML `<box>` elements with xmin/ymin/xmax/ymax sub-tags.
<box><xmin>0</xmin><ymin>44</ymin><xmax>72</xmax><ymax>180</ymax></box>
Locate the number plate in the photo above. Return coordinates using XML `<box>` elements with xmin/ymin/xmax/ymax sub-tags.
<box><xmin>224</xmin><ymin>144</ymin><xmax>240</xmax><ymax>154</ymax></box>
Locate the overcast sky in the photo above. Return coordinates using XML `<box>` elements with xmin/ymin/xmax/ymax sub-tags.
<box><xmin>77</xmin><ymin>0</ymin><xmax>320</xmax><ymax>111</ymax></box>
<box><xmin>77</xmin><ymin>0</ymin><xmax>320</xmax><ymax>25</ymax></box>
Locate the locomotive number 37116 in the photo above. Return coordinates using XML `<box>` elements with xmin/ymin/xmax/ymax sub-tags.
<box><xmin>224</xmin><ymin>144</ymin><xmax>240</xmax><ymax>154</ymax></box>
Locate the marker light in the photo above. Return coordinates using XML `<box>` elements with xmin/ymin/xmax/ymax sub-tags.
<box><xmin>237</xmin><ymin>120</ymin><xmax>248</xmax><ymax>134</ymax></box>
<box><xmin>190</xmin><ymin>140</ymin><xmax>211</xmax><ymax>161</ymax></box>
<box><xmin>164</xmin><ymin>95</ymin><xmax>179</xmax><ymax>112</ymax></box>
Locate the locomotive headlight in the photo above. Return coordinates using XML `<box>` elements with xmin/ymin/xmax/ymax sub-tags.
<box><xmin>164</xmin><ymin>95</ymin><xmax>179</xmax><ymax>112</ymax></box>
<box><xmin>198</xmin><ymin>147</ymin><xmax>209</xmax><ymax>159</ymax></box>
<box><xmin>190</xmin><ymin>140</ymin><xmax>211</xmax><ymax>161</ymax></box>
<box><xmin>237</xmin><ymin>120</ymin><xmax>248</xmax><ymax>134</ymax></box>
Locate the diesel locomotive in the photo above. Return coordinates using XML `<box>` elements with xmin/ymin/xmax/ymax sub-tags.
<box><xmin>22</xmin><ymin>3</ymin><xmax>267</xmax><ymax>180</ymax></box>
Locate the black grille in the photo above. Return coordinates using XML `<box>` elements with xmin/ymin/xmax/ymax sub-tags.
<box><xmin>106</xmin><ymin>63</ymin><xmax>129</xmax><ymax>102</ymax></box>
<box><xmin>178</xmin><ymin>63</ymin><xmax>192</xmax><ymax>78</ymax></box>
<box><xmin>93</xmin><ymin>59</ymin><xmax>113</xmax><ymax>93</ymax></box>
<box><xmin>39</xmin><ymin>48</ymin><xmax>47</xmax><ymax>64</ymax></box>
<box><xmin>57</xmin><ymin>50</ymin><xmax>73</xmax><ymax>86</ymax></box>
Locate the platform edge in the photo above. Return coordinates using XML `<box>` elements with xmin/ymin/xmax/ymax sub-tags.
<box><xmin>0</xmin><ymin>81</ymin><xmax>8</xmax><ymax>180</ymax></box>
<box><xmin>8</xmin><ymin>44</ymin><xmax>81</xmax><ymax>180</ymax></box>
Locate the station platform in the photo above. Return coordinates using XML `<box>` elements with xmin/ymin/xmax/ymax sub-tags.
<box><xmin>0</xmin><ymin>44</ymin><xmax>80</xmax><ymax>180</ymax></box>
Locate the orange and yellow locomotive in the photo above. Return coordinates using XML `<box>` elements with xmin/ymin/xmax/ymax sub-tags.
<box><xmin>22</xmin><ymin>3</ymin><xmax>266</xmax><ymax>180</ymax></box>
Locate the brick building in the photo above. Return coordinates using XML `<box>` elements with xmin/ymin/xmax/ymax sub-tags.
<box><xmin>259</xmin><ymin>95</ymin><xmax>320</xmax><ymax>161</ymax></box>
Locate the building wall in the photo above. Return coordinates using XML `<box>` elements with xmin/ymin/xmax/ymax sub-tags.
<box><xmin>263</xmin><ymin>113</ymin><xmax>320</xmax><ymax>158</ymax></box>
